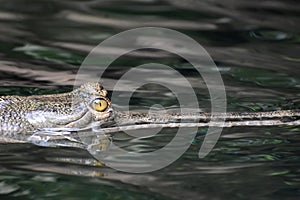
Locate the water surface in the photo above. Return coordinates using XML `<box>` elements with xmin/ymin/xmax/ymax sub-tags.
<box><xmin>0</xmin><ymin>0</ymin><xmax>299</xmax><ymax>199</ymax></box>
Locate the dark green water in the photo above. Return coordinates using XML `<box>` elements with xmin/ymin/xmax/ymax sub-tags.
<box><xmin>0</xmin><ymin>0</ymin><xmax>300</xmax><ymax>199</ymax></box>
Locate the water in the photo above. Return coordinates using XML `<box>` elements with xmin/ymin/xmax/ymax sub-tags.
<box><xmin>0</xmin><ymin>0</ymin><xmax>299</xmax><ymax>199</ymax></box>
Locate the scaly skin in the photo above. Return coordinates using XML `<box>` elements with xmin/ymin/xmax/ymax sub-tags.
<box><xmin>0</xmin><ymin>82</ymin><xmax>299</xmax><ymax>145</ymax></box>
<box><xmin>0</xmin><ymin>82</ymin><xmax>113</xmax><ymax>143</ymax></box>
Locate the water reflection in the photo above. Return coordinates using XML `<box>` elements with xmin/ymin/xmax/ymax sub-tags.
<box><xmin>0</xmin><ymin>0</ymin><xmax>299</xmax><ymax>199</ymax></box>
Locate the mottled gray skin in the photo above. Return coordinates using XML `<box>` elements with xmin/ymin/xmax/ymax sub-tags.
<box><xmin>0</xmin><ymin>82</ymin><xmax>113</xmax><ymax>143</ymax></box>
<box><xmin>0</xmin><ymin>82</ymin><xmax>299</xmax><ymax>144</ymax></box>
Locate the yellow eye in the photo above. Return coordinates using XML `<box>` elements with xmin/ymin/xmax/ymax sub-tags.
<box><xmin>92</xmin><ymin>98</ymin><xmax>108</xmax><ymax>112</ymax></box>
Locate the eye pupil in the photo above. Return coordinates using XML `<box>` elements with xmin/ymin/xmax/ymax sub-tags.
<box><xmin>92</xmin><ymin>98</ymin><xmax>108</xmax><ymax>112</ymax></box>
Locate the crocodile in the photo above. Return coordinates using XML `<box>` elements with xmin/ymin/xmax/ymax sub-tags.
<box><xmin>0</xmin><ymin>82</ymin><xmax>299</xmax><ymax>146</ymax></box>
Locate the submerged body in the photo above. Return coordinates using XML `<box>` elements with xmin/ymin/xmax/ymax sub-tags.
<box><xmin>0</xmin><ymin>82</ymin><xmax>299</xmax><ymax>144</ymax></box>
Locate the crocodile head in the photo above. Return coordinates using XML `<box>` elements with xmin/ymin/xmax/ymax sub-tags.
<box><xmin>22</xmin><ymin>82</ymin><xmax>114</xmax><ymax>132</ymax></box>
<box><xmin>68</xmin><ymin>82</ymin><xmax>114</xmax><ymax>129</ymax></box>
